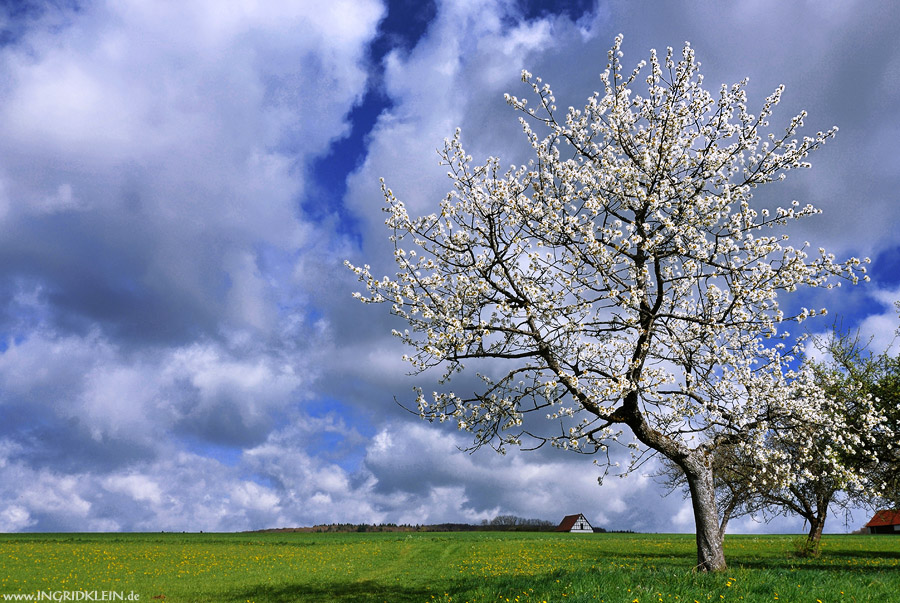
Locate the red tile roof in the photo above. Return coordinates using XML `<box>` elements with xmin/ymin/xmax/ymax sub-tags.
<box><xmin>865</xmin><ymin>510</ymin><xmax>900</xmax><ymax>527</ymax></box>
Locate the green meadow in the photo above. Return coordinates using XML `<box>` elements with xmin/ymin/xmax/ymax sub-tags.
<box><xmin>1</xmin><ymin>532</ymin><xmax>898</xmax><ymax>603</ymax></box>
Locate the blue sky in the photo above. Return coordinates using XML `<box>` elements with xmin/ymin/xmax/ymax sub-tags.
<box><xmin>0</xmin><ymin>0</ymin><xmax>898</xmax><ymax>533</ymax></box>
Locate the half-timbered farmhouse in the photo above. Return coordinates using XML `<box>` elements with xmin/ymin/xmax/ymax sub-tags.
<box><xmin>555</xmin><ymin>513</ymin><xmax>594</xmax><ymax>533</ymax></box>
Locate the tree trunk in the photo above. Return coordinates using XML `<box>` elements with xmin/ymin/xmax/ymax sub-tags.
<box><xmin>621</xmin><ymin>394</ymin><xmax>727</xmax><ymax>571</ymax></box>
<box><xmin>718</xmin><ymin>516</ymin><xmax>730</xmax><ymax>543</ymax></box>
<box><xmin>803</xmin><ymin>510</ymin><xmax>827</xmax><ymax>556</ymax></box>
<box><xmin>682</xmin><ymin>455</ymin><xmax>727</xmax><ymax>572</ymax></box>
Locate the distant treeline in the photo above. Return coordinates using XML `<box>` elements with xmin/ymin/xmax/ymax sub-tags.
<box><xmin>480</xmin><ymin>515</ymin><xmax>555</xmax><ymax>528</ymax></box>
<box><xmin>253</xmin><ymin>523</ymin><xmax>418</xmax><ymax>534</ymax></box>
<box><xmin>250</xmin><ymin>515</ymin><xmax>634</xmax><ymax>534</ymax></box>
<box><xmin>250</xmin><ymin>522</ymin><xmax>556</xmax><ymax>534</ymax></box>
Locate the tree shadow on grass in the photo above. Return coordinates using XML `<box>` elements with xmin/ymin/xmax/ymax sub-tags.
<box><xmin>826</xmin><ymin>548</ymin><xmax>900</xmax><ymax>560</ymax></box>
<box><xmin>611</xmin><ymin>550</ymin><xmax>699</xmax><ymax>564</ymax></box>
<box><xmin>579</xmin><ymin>549</ymin><xmax>900</xmax><ymax>575</ymax></box>
<box><xmin>720</xmin><ymin>557</ymin><xmax>900</xmax><ymax>574</ymax></box>
<box><xmin>225</xmin><ymin>579</ymin><xmax>433</xmax><ymax>603</ymax></box>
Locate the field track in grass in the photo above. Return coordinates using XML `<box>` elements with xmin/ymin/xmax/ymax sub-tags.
<box><xmin>1</xmin><ymin>531</ymin><xmax>898</xmax><ymax>602</ymax></box>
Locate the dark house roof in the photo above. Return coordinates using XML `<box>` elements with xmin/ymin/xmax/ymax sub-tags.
<box><xmin>865</xmin><ymin>510</ymin><xmax>900</xmax><ymax>528</ymax></box>
<box><xmin>555</xmin><ymin>513</ymin><xmax>591</xmax><ymax>532</ymax></box>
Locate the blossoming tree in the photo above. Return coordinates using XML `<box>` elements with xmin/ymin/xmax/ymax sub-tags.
<box><xmin>743</xmin><ymin>327</ymin><xmax>892</xmax><ymax>555</ymax></box>
<box><xmin>348</xmin><ymin>37</ymin><xmax>872</xmax><ymax>571</ymax></box>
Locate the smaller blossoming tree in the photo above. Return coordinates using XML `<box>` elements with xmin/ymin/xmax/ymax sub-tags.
<box><xmin>657</xmin><ymin>323</ymin><xmax>894</xmax><ymax>556</ymax></box>
<box><xmin>348</xmin><ymin>36</ymin><xmax>874</xmax><ymax>571</ymax></box>
<box><xmin>759</xmin><ymin>328</ymin><xmax>893</xmax><ymax>554</ymax></box>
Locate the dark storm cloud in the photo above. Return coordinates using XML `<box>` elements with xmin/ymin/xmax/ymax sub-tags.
<box><xmin>0</xmin><ymin>218</ymin><xmax>220</xmax><ymax>345</ymax></box>
<box><xmin>10</xmin><ymin>414</ymin><xmax>154</xmax><ymax>473</ymax></box>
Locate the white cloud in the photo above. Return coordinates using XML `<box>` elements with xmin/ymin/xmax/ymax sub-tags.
<box><xmin>671</xmin><ymin>501</ymin><xmax>694</xmax><ymax>531</ymax></box>
<box><xmin>231</xmin><ymin>481</ymin><xmax>281</xmax><ymax>513</ymax></box>
<box><xmin>34</xmin><ymin>183</ymin><xmax>86</xmax><ymax>215</ymax></box>
<box><xmin>0</xmin><ymin>505</ymin><xmax>34</xmax><ymax>532</ymax></box>
<box><xmin>857</xmin><ymin>287</ymin><xmax>900</xmax><ymax>354</ymax></box>
<box><xmin>21</xmin><ymin>473</ymin><xmax>92</xmax><ymax>518</ymax></box>
<box><xmin>103</xmin><ymin>474</ymin><xmax>164</xmax><ymax>506</ymax></box>
<box><xmin>805</xmin><ymin>285</ymin><xmax>900</xmax><ymax>362</ymax></box>
<box><xmin>0</xmin><ymin>325</ymin><xmax>316</xmax><ymax>451</ymax></box>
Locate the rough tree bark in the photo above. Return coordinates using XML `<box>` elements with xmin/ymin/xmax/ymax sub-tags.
<box><xmin>683</xmin><ymin>456</ymin><xmax>728</xmax><ymax>572</ymax></box>
<box><xmin>805</xmin><ymin>510</ymin><xmax>827</xmax><ymax>554</ymax></box>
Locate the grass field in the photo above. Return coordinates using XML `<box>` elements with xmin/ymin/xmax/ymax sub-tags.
<box><xmin>1</xmin><ymin>532</ymin><xmax>898</xmax><ymax>603</ymax></box>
